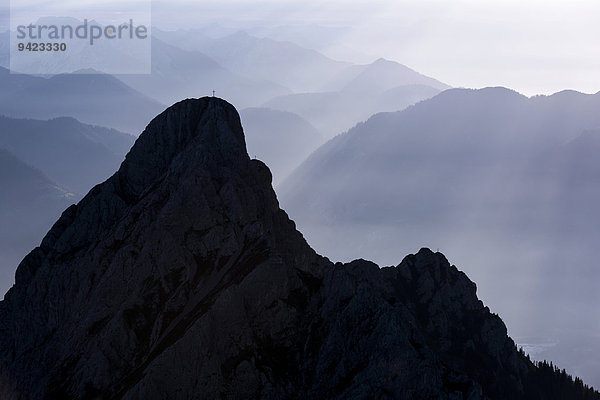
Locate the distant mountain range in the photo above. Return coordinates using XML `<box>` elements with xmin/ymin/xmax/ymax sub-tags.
<box><xmin>280</xmin><ymin>86</ymin><xmax>600</xmax><ymax>247</ymax></box>
<box><xmin>0</xmin><ymin>98</ymin><xmax>597</xmax><ymax>399</ymax></box>
<box><xmin>0</xmin><ymin>28</ymin><xmax>451</xmax><ymax>306</ymax></box>
<box><xmin>240</xmin><ymin>107</ymin><xmax>323</xmax><ymax>184</ymax></box>
<box><xmin>246</xmin><ymin>24</ymin><xmax>374</xmax><ymax>63</ymax></box>
<box><xmin>278</xmin><ymin>87</ymin><xmax>600</xmax><ymax>387</ymax></box>
<box><xmin>264</xmin><ymin>58</ymin><xmax>448</xmax><ymax>136</ymax></box>
<box><xmin>1</xmin><ymin>28</ymin><xmax>447</xmax><ymax>138</ymax></box>
<box><xmin>151</xmin><ymin>29</ymin><xmax>448</xmax><ymax>127</ymax></box>
<box><xmin>322</xmin><ymin>57</ymin><xmax>449</xmax><ymax>93</ymax></box>
<box><xmin>154</xmin><ymin>29</ymin><xmax>351</xmax><ymax>92</ymax></box>
<box><xmin>0</xmin><ymin>22</ymin><xmax>598</xmax><ymax>394</ymax></box>
<box><xmin>0</xmin><ymin>115</ymin><xmax>135</xmax><ymax>194</ymax></box>
<box><xmin>0</xmin><ymin>67</ymin><xmax>164</xmax><ymax>134</ymax></box>
<box><xmin>116</xmin><ymin>37</ymin><xmax>291</xmax><ymax>108</ymax></box>
<box><xmin>0</xmin><ymin>115</ymin><xmax>136</xmax><ymax>293</ymax></box>
<box><xmin>0</xmin><ymin>148</ymin><xmax>73</xmax><ymax>295</ymax></box>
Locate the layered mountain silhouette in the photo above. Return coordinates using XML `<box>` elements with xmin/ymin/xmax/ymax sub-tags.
<box><xmin>278</xmin><ymin>87</ymin><xmax>600</xmax><ymax>386</ymax></box>
<box><xmin>154</xmin><ymin>29</ymin><xmax>351</xmax><ymax>92</ymax></box>
<box><xmin>322</xmin><ymin>57</ymin><xmax>449</xmax><ymax>93</ymax></box>
<box><xmin>246</xmin><ymin>24</ymin><xmax>373</xmax><ymax>64</ymax></box>
<box><xmin>116</xmin><ymin>37</ymin><xmax>290</xmax><ymax>108</ymax></box>
<box><xmin>0</xmin><ymin>115</ymin><xmax>135</xmax><ymax>194</ymax></box>
<box><xmin>0</xmin><ymin>67</ymin><xmax>164</xmax><ymax>134</ymax></box>
<box><xmin>240</xmin><ymin>107</ymin><xmax>323</xmax><ymax>184</ymax></box>
<box><xmin>152</xmin><ymin>29</ymin><xmax>446</xmax><ymax>135</ymax></box>
<box><xmin>0</xmin><ymin>115</ymin><xmax>137</xmax><ymax>295</ymax></box>
<box><xmin>263</xmin><ymin>58</ymin><xmax>447</xmax><ymax>137</ymax></box>
<box><xmin>0</xmin><ymin>148</ymin><xmax>73</xmax><ymax>295</ymax></box>
<box><xmin>0</xmin><ymin>98</ymin><xmax>597</xmax><ymax>399</ymax></box>
<box><xmin>278</xmin><ymin>86</ymin><xmax>600</xmax><ymax>279</ymax></box>
<box><xmin>1</xmin><ymin>27</ymin><xmax>447</xmax><ymax>138</ymax></box>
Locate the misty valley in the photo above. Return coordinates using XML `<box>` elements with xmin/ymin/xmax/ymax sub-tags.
<box><xmin>0</xmin><ymin>8</ymin><xmax>600</xmax><ymax>399</ymax></box>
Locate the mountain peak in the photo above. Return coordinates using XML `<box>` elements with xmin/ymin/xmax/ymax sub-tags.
<box><xmin>372</xmin><ymin>57</ymin><xmax>395</xmax><ymax>65</ymax></box>
<box><xmin>337</xmin><ymin>57</ymin><xmax>450</xmax><ymax>93</ymax></box>
<box><xmin>0</xmin><ymin>99</ymin><xmax>597</xmax><ymax>399</ymax></box>
<box><xmin>118</xmin><ymin>97</ymin><xmax>248</xmax><ymax>198</ymax></box>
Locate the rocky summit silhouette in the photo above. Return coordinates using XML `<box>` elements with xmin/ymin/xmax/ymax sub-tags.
<box><xmin>0</xmin><ymin>98</ymin><xmax>597</xmax><ymax>399</ymax></box>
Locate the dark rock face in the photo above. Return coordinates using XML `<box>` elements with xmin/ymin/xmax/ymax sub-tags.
<box><xmin>0</xmin><ymin>98</ymin><xmax>596</xmax><ymax>399</ymax></box>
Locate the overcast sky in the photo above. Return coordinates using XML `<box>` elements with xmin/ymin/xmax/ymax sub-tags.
<box><xmin>155</xmin><ymin>0</ymin><xmax>600</xmax><ymax>96</ymax></box>
<box><xmin>2</xmin><ymin>0</ymin><xmax>600</xmax><ymax>96</ymax></box>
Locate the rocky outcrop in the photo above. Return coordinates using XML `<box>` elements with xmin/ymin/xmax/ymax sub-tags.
<box><xmin>0</xmin><ymin>97</ymin><xmax>597</xmax><ymax>399</ymax></box>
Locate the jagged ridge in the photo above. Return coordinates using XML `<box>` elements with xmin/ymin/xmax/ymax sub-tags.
<box><xmin>0</xmin><ymin>98</ymin><xmax>597</xmax><ymax>400</ymax></box>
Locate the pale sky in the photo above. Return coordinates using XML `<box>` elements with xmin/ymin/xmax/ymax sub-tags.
<box><xmin>154</xmin><ymin>0</ymin><xmax>600</xmax><ymax>96</ymax></box>
<box><xmin>3</xmin><ymin>0</ymin><xmax>600</xmax><ymax>96</ymax></box>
